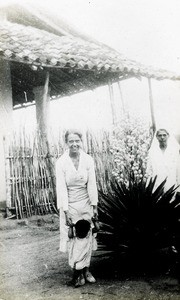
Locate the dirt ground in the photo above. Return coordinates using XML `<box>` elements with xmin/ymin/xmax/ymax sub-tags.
<box><xmin>0</xmin><ymin>213</ymin><xmax>180</xmax><ymax>300</ymax></box>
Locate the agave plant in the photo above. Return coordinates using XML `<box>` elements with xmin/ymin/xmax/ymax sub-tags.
<box><xmin>97</xmin><ymin>176</ymin><xmax>180</xmax><ymax>275</ymax></box>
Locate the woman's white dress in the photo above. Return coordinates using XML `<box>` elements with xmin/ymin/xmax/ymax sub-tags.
<box><xmin>56</xmin><ymin>149</ymin><xmax>98</xmax><ymax>270</ymax></box>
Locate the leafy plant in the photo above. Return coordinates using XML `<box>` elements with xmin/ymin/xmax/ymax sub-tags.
<box><xmin>97</xmin><ymin>176</ymin><xmax>180</xmax><ymax>275</ymax></box>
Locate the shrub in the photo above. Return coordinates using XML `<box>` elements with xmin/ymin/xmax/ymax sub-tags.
<box><xmin>97</xmin><ymin>176</ymin><xmax>180</xmax><ymax>275</ymax></box>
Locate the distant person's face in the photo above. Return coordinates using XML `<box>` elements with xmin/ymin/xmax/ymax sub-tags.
<box><xmin>156</xmin><ymin>130</ymin><xmax>169</xmax><ymax>149</ymax></box>
<box><xmin>67</xmin><ymin>133</ymin><xmax>81</xmax><ymax>154</ymax></box>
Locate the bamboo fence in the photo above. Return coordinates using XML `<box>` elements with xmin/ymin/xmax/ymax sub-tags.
<box><xmin>85</xmin><ymin>130</ymin><xmax>113</xmax><ymax>193</ymax></box>
<box><xmin>4</xmin><ymin>129</ymin><xmax>113</xmax><ymax>219</ymax></box>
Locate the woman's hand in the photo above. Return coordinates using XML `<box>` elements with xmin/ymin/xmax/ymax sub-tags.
<box><xmin>92</xmin><ymin>205</ymin><xmax>98</xmax><ymax>219</ymax></box>
<box><xmin>64</xmin><ymin>211</ymin><xmax>73</xmax><ymax>226</ymax></box>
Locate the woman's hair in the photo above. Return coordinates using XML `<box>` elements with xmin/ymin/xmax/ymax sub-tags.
<box><xmin>156</xmin><ymin>129</ymin><xmax>169</xmax><ymax>137</ymax></box>
<box><xmin>75</xmin><ymin>219</ymin><xmax>91</xmax><ymax>238</ymax></box>
<box><xmin>64</xmin><ymin>129</ymin><xmax>83</xmax><ymax>143</ymax></box>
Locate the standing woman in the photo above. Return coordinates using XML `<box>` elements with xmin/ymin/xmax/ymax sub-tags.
<box><xmin>56</xmin><ymin>130</ymin><xmax>98</xmax><ymax>287</ymax></box>
<box><xmin>146</xmin><ymin>128</ymin><xmax>180</xmax><ymax>193</ymax></box>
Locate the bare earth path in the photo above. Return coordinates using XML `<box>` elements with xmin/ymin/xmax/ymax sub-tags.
<box><xmin>0</xmin><ymin>214</ymin><xmax>179</xmax><ymax>300</ymax></box>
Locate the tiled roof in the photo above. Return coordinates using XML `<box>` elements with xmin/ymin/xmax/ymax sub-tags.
<box><xmin>1</xmin><ymin>21</ymin><xmax>180</xmax><ymax>81</ymax></box>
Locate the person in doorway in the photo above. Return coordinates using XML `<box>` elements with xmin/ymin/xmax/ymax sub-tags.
<box><xmin>146</xmin><ymin>128</ymin><xmax>180</xmax><ymax>193</ymax></box>
<box><xmin>56</xmin><ymin>129</ymin><xmax>98</xmax><ymax>287</ymax></box>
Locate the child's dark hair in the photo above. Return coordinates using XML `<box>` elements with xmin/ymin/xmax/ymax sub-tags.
<box><xmin>75</xmin><ymin>219</ymin><xmax>91</xmax><ymax>238</ymax></box>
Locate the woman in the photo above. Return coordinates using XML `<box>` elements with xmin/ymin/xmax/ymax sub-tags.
<box><xmin>146</xmin><ymin>128</ymin><xmax>180</xmax><ymax>193</ymax></box>
<box><xmin>56</xmin><ymin>129</ymin><xmax>98</xmax><ymax>287</ymax></box>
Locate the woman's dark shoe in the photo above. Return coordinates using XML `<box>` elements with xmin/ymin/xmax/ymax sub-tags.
<box><xmin>74</xmin><ymin>273</ymin><xmax>85</xmax><ymax>288</ymax></box>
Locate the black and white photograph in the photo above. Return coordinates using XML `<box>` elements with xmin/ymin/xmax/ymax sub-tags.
<box><xmin>0</xmin><ymin>0</ymin><xmax>180</xmax><ymax>299</ymax></box>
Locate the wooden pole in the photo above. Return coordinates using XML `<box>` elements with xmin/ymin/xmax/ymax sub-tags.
<box><xmin>148</xmin><ymin>78</ymin><xmax>156</xmax><ymax>136</ymax></box>
<box><xmin>34</xmin><ymin>71</ymin><xmax>50</xmax><ymax>146</ymax></box>
<box><xmin>0</xmin><ymin>59</ymin><xmax>13</xmax><ymax>206</ymax></box>
<box><xmin>108</xmin><ymin>81</ymin><xmax>117</xmax><ymax>126</ymax></box>
<box><xmin>3</xmin><ymin>136</ymin><xmax>11</xmax><ymax>209</ymax></box>
<box><xmin>117</xmin><ymin>81</ymin><xmax>125</xmax><ymax>113</ymax></box>
<box><xmin>34</xmin><ymin>72</ymin><xmax>58</xmax><ymax>213</ymax></box>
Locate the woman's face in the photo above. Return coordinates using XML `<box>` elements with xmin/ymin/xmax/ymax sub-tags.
<box><xmin>156</xmin><ymin>130</ymin><xmax>169</xmax><ymax>148</ymax></box>
<box><xmin>67</xmin><ymin>133</ymin><xmax>82</xmax><ymax>154</ymax></box>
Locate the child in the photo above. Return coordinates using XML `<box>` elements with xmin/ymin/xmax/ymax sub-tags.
<box><xmin>68</xmin><ymin>218</ymin><xmax>100</xmax><ymax>287</ymax></box>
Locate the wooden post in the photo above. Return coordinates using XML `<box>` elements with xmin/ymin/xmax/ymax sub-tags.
<box><xmin>33</xmin><ymin>72</ymin><xmax>57</xmax><ymax>212</ymax></box>
<box><xmin>148</xmin><ymin>78</ymin><xmax>156</xmax><ymax>136</ymax></box>
<box><xmin>0</xmin><ymin>59</ymin><xmax>13</xmax><ymax>208</ymax></box>
<box><xmin>117</xmin><ymin>81</ymin><xmax>125</xmax><ymax>113</ymax></box>
<box><xmin>108</xmin><ymin>81</ymin><xmax>117</xmax><ymax>126</ymax></box>
<box><xmin>33</xmin><ymin>71</ymin><xmax>50</xmax><ymax>146</ymax></box>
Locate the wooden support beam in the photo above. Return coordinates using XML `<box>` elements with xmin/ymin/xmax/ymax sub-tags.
<box><xmin>0</xmin><ymin>59</ymin><xmax>13</xmax><ymax>207</ymax></box>
<box><xmin>33</xmin><ymin>71</ymin><xmax>50</xmax><ymax>143</ymax></box>
<box><xmin>33</xmin><ymin>72</ymin><xmax>57</xmax><ymax>212</ymax></box>
<box><xmin>148</xmin><ymin>78</ymin><xmax>156</xmax><ymax>136</ymax></box>
<box><xmin>117</xmin><ymin>81</ymin><xmax>125</xmax><ymax>113</ymax></box>
<box><xmin>108</xmin><ymin>81</ymin><xmax>117</xmax><ymax>126</ymax></box>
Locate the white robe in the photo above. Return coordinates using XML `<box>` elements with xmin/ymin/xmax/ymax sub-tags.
<box><xmin>55</xmin><ymin>150</ymin><xmax>98</xmax><ymax>269</ymax></box>
<box><xmin>146</xmin><ymin>136</ymin><xmax>180</xmax><ymax>192</ymax></box>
